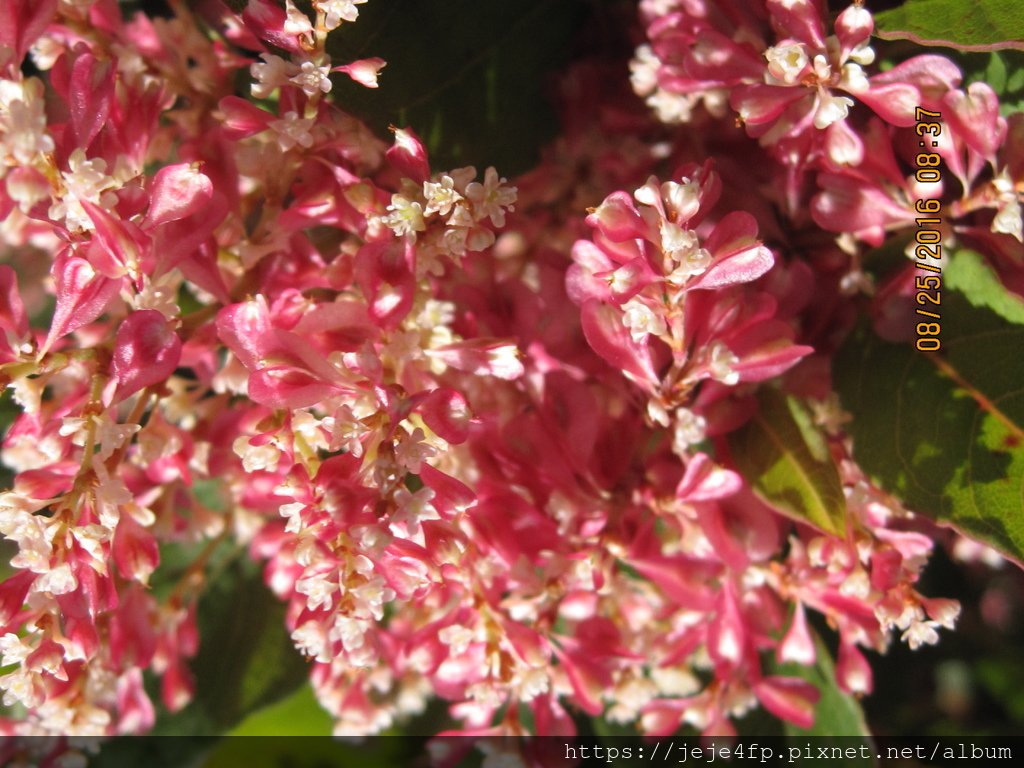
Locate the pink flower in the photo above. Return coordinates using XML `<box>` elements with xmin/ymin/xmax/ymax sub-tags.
<box><xmin>0</xmin><ymin>0</ymin><xmax>992</xmax><ymax>740</ymax></box>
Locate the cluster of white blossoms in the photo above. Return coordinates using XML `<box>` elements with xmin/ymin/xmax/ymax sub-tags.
<box><xmin>383</xmin><ymin>164</ymin><xmax>518</xmax><ymax>262</ymax></box>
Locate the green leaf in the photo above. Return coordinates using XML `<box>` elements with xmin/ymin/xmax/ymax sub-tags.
<box><xmin>976</xmin><ymin>655</ymin><xmax>1024</xmax><ymax>722</ymax></box>
<box><xmin>985</xmin><ymin>51</ymin><xmax>1009</xmax><ymax>92</ymax></box>
<box><xmin>875</xmin><ymin>0</ymin><xmax>1024</xmax><ymax>52</ymax></box>
<box><xmin>963</xmin><ymin>51</ymin><xmax>1024</xmax><ymax>116</ymax></box>
<box><xmin>946</xmin><ymin>250</ymin><xmax>1024</xmax><ymax>324</ymax></box>
<box><xmin>152</xmin><ymin>554</ymin><xmax>310</xmax><ymax>734</ymax></box>
<box><xmin>952</xmin><ymin>50</ymin><xmax>1024</xmax><ymax>116</ymax></box>
<box><xmin>227</xmin><ymin>683</ymin><xmax>333</xmax><ymax>735</ymax></box>
<box><xmin>771</xmin><ymin>634</ymin><xmax>872</xmax><ymax>741</ymax></box>
<box><xmin>834</xmin><ymin>294</ymin><xmax>1024</xmax><ymax>566</ymax></box>
<box><xmin>729</xmin><ymin>388</ymin><xmax>848</xmax><ymax>536</ymax></box>
<box><xmin>1008</xmin><ymin>66</ymin><xmax>1024</xmax><ymax>94</ymax></box>
<box><xmin>325</xmin><ymin>0</ymin><xmax>592</xmax><ymax>175</ymax></box>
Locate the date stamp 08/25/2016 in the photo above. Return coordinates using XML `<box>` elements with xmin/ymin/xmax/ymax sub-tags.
<box><xmin>913</xmin><ymin>106</ymin><xmax>945</xmax><ymax>353</ymax></box>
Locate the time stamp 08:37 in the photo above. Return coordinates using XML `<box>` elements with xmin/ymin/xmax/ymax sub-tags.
<box><xmin>912</xmin><ymin>107</ymin><xmax>946</xmax><ymax>352</ymax></box>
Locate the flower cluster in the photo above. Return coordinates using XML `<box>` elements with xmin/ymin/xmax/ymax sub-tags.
<box><xmin>0</xmin><ymin>0</ymin><xmax>1016</xmax><ymax>742</ymax></box>
<box><xmin>633</xmin><ymin>0</ymin><xmax>1022</xmax><ymax>337</ymax></box>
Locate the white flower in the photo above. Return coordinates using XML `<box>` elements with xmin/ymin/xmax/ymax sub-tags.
<box><xmin>331</xmin><ymin>615</ymin><xmax>367</xmax><ymax>653</ymax></box>
<box><xmin>29</xmin><ymin>37</ymin><xmax>64</xmax><ymax>70</ymax></box>
<box><xmin>464</xmin><ymin>167</ymin><xmax>516</xmax><ymax>227</ymax></box>
<box><xmin>839</xmin><ymin>568</ymin><xmax>870</xmax><ymax>599</ymax></box>
<box><xmin>633</xmin><ymin>176</ymin><xmax>662</xmax><ymax>207</ymax></box>
<box><xmin>840</xmin><ymin>62</ymin><xmax>869</xmax><ymax>93</ymax></box>
<box><xmin>622</xmin><ymin>298</ymin><xmax>666</xmax><ymax>343</ymax></box>
<box><xmin>48</xmin><ymin>149</ymin><xmax>120</xmax><ymax>231</ymax></box>
<box><xmin>0</xmin><ymin>507</ymin><xmax>52</xmax><ymax>573</ymax></box>
<box><xmin>876</xmin><ymin>601</ymin><xmax>923</xmax><ymax>632</ymax></box>
<box><xmin>72</xmin><ymin>525</ymin><xmax>110</xmax><ymax>571</ymax></box>
<box><xmin>666</xmin><ymin>245</ymin><xmax>712</xmax><ymax>284</ymax></box>
<box><xmin>514</xmin><ymin>667</ymin><xmax>549</xmax><ymax>701</ymax></box>
<box><xmin>395</xmin><ymin>427</ymin><xmax>436</xmax><ymax>473</ymax></box>
<box><xmin>812</xmin><ymin>54</ymin><xmax>832</xmax><ymax>81</ymax></box>
<box><xmin>659</xmin><ymin>221</ymin><xmax>698</xmax><ymax>255</ymax></box>
<box><xmin>132</xmin><ymin>270</ymin><xmax>184</xmax><ymax>318</ymax></box>
<box><xmin>250</xmin><ymin>53</ymin><xmax>296</xmax><ymax>99</ymax></box>
<box><xmin>652</xmin><ymin>666</ymin><xmax>701</xmax><ymax>696</ymax></box>
<box><xmin>290</xmin><ymin>60</ymin><xmax>333</xmax><ymax>97</ymax></box>
<box><xmin>465</xmin><ymin>227</ymin><xmax>496</xmax><ymax>253</ymax></box>
<box><xmin>94</xmin><ymin>414</ymin><xmax>141</xmax><ymax>461</ymax></box>
<box><xmin>292</xmin><ymin>620</ymin><xmax>329</xmax><ymax>661</ymax></box>
<box><xmin>0</xmin><ymin>633</ymin><xmax>32</xmax><ymax>667</ymax></box>
<box><xmin>925</xmin><ymin>598</ymin><xmax>961</xmax><ymax>629</ymax></box>
<box><xmin>848</xmin><ymin>42</ymin><xmax>876</xmax><ymax>67</ymax></box>
<box><xmin>902</xmin><ymin>619</ymin><xmax>940</xmax><ymax>650</ymax></box>
<box><xmin>92</xmin><ymin>463</ymin><xmax>133</xmax><ymax>527</ymax></box>
<box><xmin>232</xmin><ymin>435</ymin><xmax>281</xmax><ymax>473</ymax></box>
<box><xmin>646</xmin><ymin>89</ymin><xmax>696</xmax><ymax>124</ymax></box>
<box><xmin>814</xmin><ymin>91</ymin><xmax>854</xmax><ymax>130</ymax></box>
<box><xmin>331</xmin><ymin>405</ymin><xmax>370</xmax><ymax>456</ymax></box>
<box><xmin>629</xmin><ymin>44</ymin><xmax>659</xmax><ymax>96</ymax></box>
<box><xmin>992</xmin><ymin>170</ymin><xmax>1023</xmax><ymax>242</ymax></box>
<box><xmin>672</xmin><ymin>408</ymin><xmax>707</xmax><ymax>454</ymax></box>
<box><xmin>415</xmin><ymin>299</ymin><xmax>455</xmax><ymax>328</ymax></box>
<box><xmin>487</xmin><ymin>343</ymin><xmax>523</xmax><ymax>378</ymax></box>
<box><xmin>708</xmin><ymin>342</ymin><xmax>740</xmax><ymax>385</ymax></box>
<box><xmin>607</xmin><ymin>262</ymin><xmax>642</xmax><ymax>294</ymax></box>
<box><xmin>647</xmin><ymin>398</ymin><xmax>671</xmax><ymax>427</ymax></box>
<box><xmin>662</xmin><ymin>177</ymin><xmax>700</xmax><ymax>221</ymax></box>
<box><xmin>440</xmin><ymin>226</ymin><xmax>469</xmax><ymax>258</ymax></box>
<box><xmin>315</xmin><ymin>0</ymin><xmax>368</xmax><ymax>30</ymax></box>
<box><xmin>423</xmin><ymin>175</ymin><xmax>463</xmax><ymax>217</ymax></box>
<box><xmin>389</xmin><ymin>486</ymin><xmax>438</xmax><ymax>538</ymax></box>
<box><xmin>284</xmin><ymin>0</ymin><xmax>313</xmax><ymax>37</ymax></box>
<box><xmin>4</xmin><ymin>161</ymin><xmax>50</xmax><ymax>212</ymax></box>
<box><xmin>0</xmin><ymin>668</ymin><xmax>43</xmax><ymax>708</ymax></box>
<box><xmin>952</xmin><ymin>536</ymin><xmax>1005</xmax><ymax>568</ymax></box>
<box><xmin>992</xmin><ymin>199</ymin><xmax>1022</xmax><ymax>242</ymax></box>
<box><xmin>438</xmin><ymin>624</ymin><xmax>475</xmax><ymax>655</ymax></box>
<box><xmin>296</xmin><ymin>569</ymin><xmax>337</xmax><ymax>611</ymax></box>
<box><xmin>351</xmin><ymin>576</ymin><xmax>395</xmax><ymax>620</ymax></box>
<box><xmin>33</xmin><ymin>563</ymin><xmax>78</xmax><ymax>596</ymax></box>
<box><xmin>269</xmin><ymin>110</ymin><xmax>316</xmax><ymax>151</ymax></box>
<box><xmin>810</xmin><ymin>392</ymin><xmax>851</xmax><ymax>433</ymax></box>
<box><xmin>764</xmin><ymin>44</ymin><xmax>809</xmax><ymax>85</ymax></box>
<box><xmin>0</xmin><ymin>78</ymin><xmax>55</xmax><ymax>164</ymax></box>
<box><xmin>382</xmin><ymin>194</ymin><xmax>425</xmax><ymax>236</ymax></box>
<box><xmin>841</xmin><ymin>5</ymin><xmax>873</xmax><ymax>32</ymax></box>
<box><xmin>279</xmin><ymin>502</ymin><xmax>306</xmax><ymax>534</ymax></box>
<box><xmin>606</xmin><ymin>675</ymin><xmax>656</xmax><ymax>722</ymax></box>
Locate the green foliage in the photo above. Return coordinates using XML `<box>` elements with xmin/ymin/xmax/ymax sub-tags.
<box><xmin>0</xmin><ymin>389</ymin><xmax>18</xmax><ymax>502</ymax></box>
<box><xmin>976</xmin><ymin>655</ymin><xmax>1024</xmax><ymax>723</ymax></box>
<box><xmin>153</xmin><ymin>553</ymin><xmax>310</xmax><ymax>735</ymax></box>
<box><xmin>946</xmin><ymin>250</ymin><xmax>1024</xmax><ymax>324</ymax></box>
<box><xmin>834</xmin><ymin>289</ymin><xmax>1024</xmax><ymax>566</ymax></box>
<box><xmin>729</xmin><ymin>388</ymin><xmax>848</xmax><ymax>537</ymax></box>
<box><xmin>227</xmin><ymin>683</ymin><xmax>333</xmax><ymax>736</ymax></box>
<box><xmin>771</xmin><ymin>635</ymin><xmax>872</xmax><ymax>740</ymax></box>
<box><xmin>963</xmin><ymin>52</ymin><xmax>1024</xmax><ymax>115</ymax></box>
<box><xmin>325</xmin><ymin>0</ymin><xmax>592</xmax><ymax>175</ymax></box>
<box><xmin>875</xmin><ymin>0</ymin><xmax>1024</xmax><ymax>52</ymax></box>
